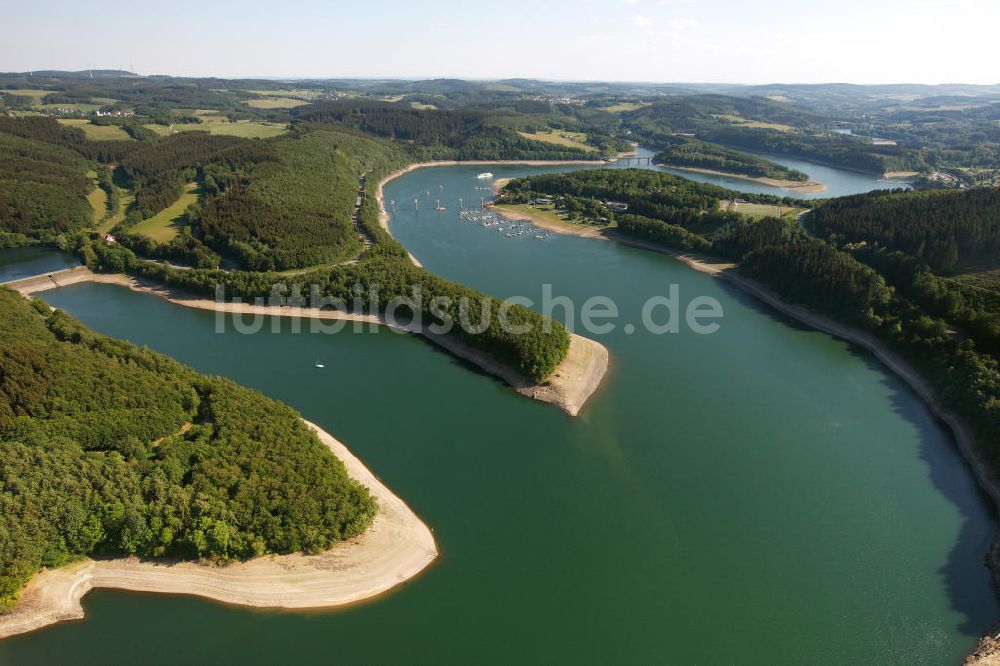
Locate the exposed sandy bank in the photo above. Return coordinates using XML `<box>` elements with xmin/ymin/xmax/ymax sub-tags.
<box><xmin>425</xmin><ymin>329</ymin><xmax>608</xmax><ymax>417</ymax></box>
<box><xmin>654</xmin><ymin>162</ymin><xmax>827</xmax><ymax>192</ymax></box>
<box><xmin>0</xmin><ymin>420</ymin><xmax>437</xmax><ymax>640</ymax></box>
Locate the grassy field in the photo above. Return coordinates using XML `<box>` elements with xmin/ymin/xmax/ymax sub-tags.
<box><xmin>601</xmin><ymin>102</ymin><xmax>650</xmax><ymax>114</ymax></box>
<box><xmin>495</xmin><ymin>203</ymin><xmax>612</xmax><ymax>233</ymax></box>
<box><xmin>1</xmin><ymin>89</ymin><xmax>52</xmax><ymax>102</ymax></box>
<box><xmin>714</xmin><ymin>114</ymin><xmax>795</xmax><ymax>132</ymax></box>
<box><xmin>248</xmin><ymin>89</ymin><xmax>320</xmax><ymax>99</ymax></box>
<box><xmin>97</xmin><ymin>190</ymin><xmax>134</xmax><ymax>233</ymax></box>
<box><xmin>57</xmin><ymin>118</ymin><xmax>133</xmax><ymax>140</ymax></box>
<box><xmin>410</xmin><ymin>101</ymin><xmax>438</xmax><ymax>110</ymax></box>
<box><xmin>720</xmin><ymin>200</ymin><xmax>805</xmax><ymax>220</ymax></box>
<box><xmin>85</xmin><ymin>170</ymin><xmax>108</xmax><ymax>224</ymax></box>
<box><xmin>129</xmin><ymin>183</ymin><xmax>200</xmax><ymax>242</ymax></box>
<box><xmin>244</xmin><ymin>97</ymin><xmax>309</xmax><ymax>109</ymax></box>
<box><xmin>141</xmin><ymin>123</ymin><xmax>172</xmax><ymax>136</ymax></box>
<box><xmin>37</xmin><ymin>102</ymin><xmax>105</xmax><ymax>113</ymax></box>
<box><xmin>518</xmin><ymin>129</ymin><xmax>596</xmax><ymax>152</ymax></box>
<box><xmin>956</xmin><ymin>269</ymin><xmax>1000</xmax><ymax>294</ymax></box>
<box><xmin>144</xmin><ymin>117</ymin><xmax>288</xmax><ymax>138</ymax></box>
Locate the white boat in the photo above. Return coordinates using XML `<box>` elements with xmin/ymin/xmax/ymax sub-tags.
<box><xmin>315</xmin><ymin>360</ymin><xmax>325</xmax><ymax>369</ymax></box>
<box><xmin>476</xmin><ymin>172</ymin><xmax>494</xmax><ymax>180</ymax></box>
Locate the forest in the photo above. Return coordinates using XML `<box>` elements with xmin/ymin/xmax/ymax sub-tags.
<box><xmin>0</xmin><ymin>288</ymin><xmax>376</xmax><ymax>611</ymax></box>
<box><xmin>0</xmin><ymin>131</ymin><xmax>93</xmax><ymax>240</ymax></box>
<box><xmin>807</xmin><ymin>187</ymin><xmax>1000</xmax><ymax>272</ymax></box>
<box><xmin>293</xmin><ymin>101</ymin><xmax>616</xmax><ymax>160</ymax></box>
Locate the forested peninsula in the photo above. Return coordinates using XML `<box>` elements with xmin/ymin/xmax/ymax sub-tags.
<box><xmin>0</xmin><ymin>287</ymin><xmax>379</xmax><ymax>612</ymax></box>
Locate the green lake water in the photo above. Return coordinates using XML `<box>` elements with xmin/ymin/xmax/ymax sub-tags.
<box><xmin>628</xmin><ymin>145</ymin><xmax>910</xmax><ymax>199</ymax></box>
<box><xmin>0</xmin><ymin>161</ymin><xmax>994</xmax><ymax>664</ymax></box>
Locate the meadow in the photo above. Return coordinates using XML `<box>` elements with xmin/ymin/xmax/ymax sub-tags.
<box><xmin>517</xmin><ymin>129</ymin><xmax>596</xmax><ymax>152</ymax></box>
<box><xmin>129</xmin><ymin>183</ymin><xmax>200</xmax><ymax>242</ymax></box>
<box><xmin>57</xmin><ymin>118</ymin><xmax>132</xmax><ymax>140</ymax></box>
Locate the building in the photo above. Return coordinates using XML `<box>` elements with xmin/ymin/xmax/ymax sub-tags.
<box><xmin>605</xmin><ymin>201</ymin><xmax>629</xmax><ymax>212</ymax></box>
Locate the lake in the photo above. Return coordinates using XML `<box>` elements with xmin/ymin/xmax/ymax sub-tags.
<box><xmin>0</xmin><ymin>160</ymin><xmax>992</xmax><ymax>664</ymax></box>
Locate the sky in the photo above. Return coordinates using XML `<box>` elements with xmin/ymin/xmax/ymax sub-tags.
<box><xmin>1</xmin><ymin>0</ymin><xmax>997</xmax><ymax>85</ymax></box>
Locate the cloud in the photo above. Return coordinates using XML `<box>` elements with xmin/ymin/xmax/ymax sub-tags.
<box><xmin>623</xmin><ymin>0</ymin><xmax>642</xmax><ymax>5</ymax></box>
<box><xmin>665</xmin><ymin>17</ymin><xmax>699</xmax><ymax>30</ymax></box>
<box><xmin>632</xmin><ymin>14</ymin><xmax>654</xmax><ymax>27</ymax></box>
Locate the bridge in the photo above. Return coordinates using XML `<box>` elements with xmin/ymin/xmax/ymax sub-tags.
<box><xmin>607</xmin><ymin>156</ymin><xmax>654</xmax><ymax>167</ymax></box>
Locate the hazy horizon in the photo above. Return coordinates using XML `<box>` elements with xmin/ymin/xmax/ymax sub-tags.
<box><xmin>2</xmin><ymin>0</ymin><xmax>997</xmax><ymax>86</ymax></box>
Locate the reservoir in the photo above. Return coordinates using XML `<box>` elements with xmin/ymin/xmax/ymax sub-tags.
<box><xmin>0</xmin><ymin>160</ymin><xmax>992</xmax><ymax>664</ymax></box>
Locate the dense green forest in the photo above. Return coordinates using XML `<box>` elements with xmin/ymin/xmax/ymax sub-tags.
<box><xmin>0</xmin><ymin>131</ymin><xmax>93</xmax><ymax>241</ymax></box>
<box><xmin>193</xmin><ymin>128</ymin><xmax>407</xmax><ymax>270</ymax></box>
<box><xmin>0</xmin><ymin>288</ymin><xmax>376</xmax><ymax>611</ymax></box>
<box><xmin>807</xmin><ymin>187</ymin><xmax>1000</xmax><ymax>272</ymax></box>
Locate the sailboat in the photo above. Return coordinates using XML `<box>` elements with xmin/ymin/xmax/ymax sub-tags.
<box><xmin>435</xmin><ymin>199</ymin><xmax>447</xmax><ymax>211</ymax></box>
<box><xmin>314</xmin><ymin>359</ymin><xmax>325</xmax><ymax>369</ymax></box>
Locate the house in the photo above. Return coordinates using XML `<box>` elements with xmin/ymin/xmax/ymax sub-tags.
<box><xmin>605</xmin><ymin>201</ymin><xmax>629</xmax><ymax>212</ymax></box>
<box><xmin>102</xmin><ymin>233</ymin><xmax>116</xmax><ymax>245</ymax></box>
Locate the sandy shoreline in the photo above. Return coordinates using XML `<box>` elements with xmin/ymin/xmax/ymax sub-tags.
<box><xmin>654</xmin><ymin>162</ymin><xmax>828</xmax><ymax>192</ymax></box>
<box><xmin>0</xmin><ymin>419</ymin><xmax>438</xmax><ymax>640</ymax></box>
<box><xmin>8</xmin><ymin>266</ymin><xmax>609</xmax><ymax>417</ymax></box>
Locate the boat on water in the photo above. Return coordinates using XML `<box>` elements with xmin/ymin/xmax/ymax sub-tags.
<box><xmin>435</xmin><ymin>199</ymin><xmax>447</xmax><ymax>211</ymax></box>
<box><xmin>476</xmin><ymin>172</ymin><xmax>494</xmax><ymax>180</ymax></box>
<box><xmin>315</xmin><ymin>359</ymin><xmax>325</xmax><ymax>369</ymax></box>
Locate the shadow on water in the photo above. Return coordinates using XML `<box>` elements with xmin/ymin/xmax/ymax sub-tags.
<box><xmin>856</xmin><ymin>348</ymin><xmax>1000</xmax><ymax>637</ymax></box>
<box><xmin>712</xmin><ymin>271</ymin><xmax>999</xmax><ymax>637</ymax></box>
